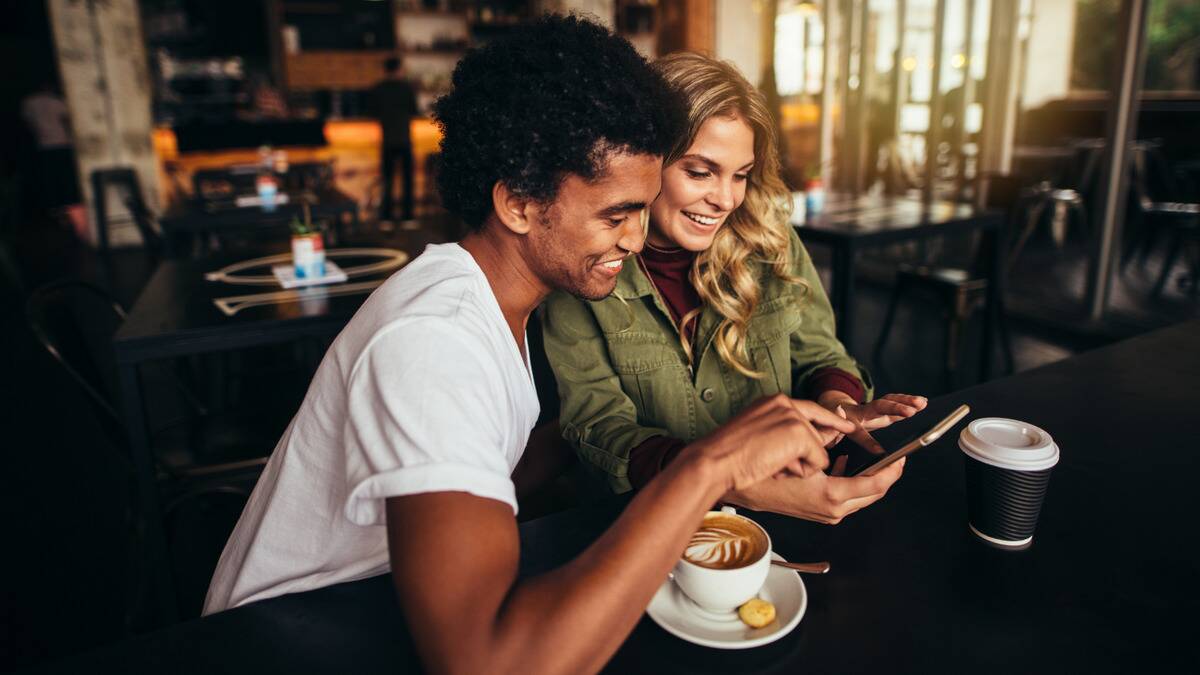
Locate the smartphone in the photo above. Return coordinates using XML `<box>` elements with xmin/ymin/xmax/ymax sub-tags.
<box><xmin>852</xmin><ymin>404</ymin><xmax>971</xmax><ymax>476</ymax></box>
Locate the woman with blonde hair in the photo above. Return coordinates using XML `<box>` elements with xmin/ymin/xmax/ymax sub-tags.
<box><xmin>541</xmin><ymin>52</ymin><xmax>927</xmax><ymax>522</ymax></box>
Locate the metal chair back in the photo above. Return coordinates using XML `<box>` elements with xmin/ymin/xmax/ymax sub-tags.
<box><xmin>91</xmin><ymin>167</ymin><xmax>163</xmax><ymax>259</ymax></box>
<box><xmin>26</xmin><ymin>280</ymin><xmax>127</xmax><ymax>425</ymax></box>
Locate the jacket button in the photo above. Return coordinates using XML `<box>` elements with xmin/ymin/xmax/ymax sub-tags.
<box><xmin>700</xmin><ymin>388</ymin><xmax>715</xmax><ymax>402</ymax></box>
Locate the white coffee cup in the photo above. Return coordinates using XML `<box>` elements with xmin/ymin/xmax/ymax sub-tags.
<box><xmin>672</xmin><ymin>506</ymin><xmax>772</xmax><ymax>613</ymax></box>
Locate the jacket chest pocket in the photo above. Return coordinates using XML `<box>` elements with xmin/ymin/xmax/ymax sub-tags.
<box><xmin>744</xmin><ymin>296</ymin><xmax>801</xmax><ymax>397</ymax></box>
<box><xmin>603</xmin><ymin>331</ymin><xmax>693</xmax><ymax>435</ymax></box>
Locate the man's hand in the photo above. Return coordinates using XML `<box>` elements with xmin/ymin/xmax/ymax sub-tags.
<box><xmin>723</xmin><ymin>455</ymin><xmax>906</xmax><ymax>524</ymax></box>
<box><xmin>385</xmin><ymin>395</ymin><xmax>856</xmax><ymax>675</ymax></box>
<box><xmin>816</xmin><ymin>391</ymin><xmax>928</xmax><ymax>454</ymax></box>
<box><xmin>686</xmin><ymin>394</ymin><xmax>856</xmax><ymax>492</ymax></box>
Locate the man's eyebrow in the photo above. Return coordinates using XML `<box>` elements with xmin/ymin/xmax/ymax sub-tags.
<box><xmin>680</xmin><ymin>153</ymin><xmax>755</xmax><ymax>171</ymax></box>
<box><xmin>596</xmin><ymin>201</ymin><xmax>647</xmax><ymax>217</ymax></box>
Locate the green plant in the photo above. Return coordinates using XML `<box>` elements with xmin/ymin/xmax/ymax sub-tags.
<box><xmin>1072</xmin><ymin>0</ymin><xmax>1200</xmax><ymax>92</ymax></box>
<box><xmin>290</xmin><ymin>203</ymin><xmax>318</xmax><ymax>236</ymax></box>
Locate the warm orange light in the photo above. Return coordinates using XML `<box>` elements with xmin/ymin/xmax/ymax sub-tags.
<box><xmin>323</xmin><ymin>120</ymin><xmax>381</xmax><ymax>147</ymax></box>
<box><xmin>779</xmin><ymin>102</ymin><xmax>821</xmax><ymax>128</ymax></box>
<box><xmin>151</xmin><ymin>118</ymin><xmax>445</xmax><ymax>216</ymax></box>
<box><xmin>153</xmin><ymin>127</ymin><xmax>179</xmax><ymax>159</ymax></box>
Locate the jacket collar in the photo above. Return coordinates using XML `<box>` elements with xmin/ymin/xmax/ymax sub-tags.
<box><xmin>612</xmin><ymin>255</ymin><xmax>656</xmax><ymax>300</ymax></box>
<box><xmin>608</xmin><ymin>254</ymin><xmax>721</xmax><ymax>368</ymax></box>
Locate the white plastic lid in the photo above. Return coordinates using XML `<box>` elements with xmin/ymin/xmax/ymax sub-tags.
<box><xmin>958</xmin><ymin>418</ymin><xmax>1060</xmax><ymax>471</ymax></box>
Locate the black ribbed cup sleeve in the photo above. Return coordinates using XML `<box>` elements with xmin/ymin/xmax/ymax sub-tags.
<box><xmin>964</xmin><ymin>459</ymin><xmax>1053</xmax><ymax>548</ymax></box>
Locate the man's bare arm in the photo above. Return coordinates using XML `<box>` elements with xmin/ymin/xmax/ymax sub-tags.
<box><xmin>387</xmin><ymin>395</ymin><xmax>855</xmax><ymax>675</ymax></box>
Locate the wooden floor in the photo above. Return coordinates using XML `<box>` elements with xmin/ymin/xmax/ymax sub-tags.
<box><xmin>2</xmin><ymin>211</ymin><xmax>1196</xmax><ymax>672</ymax></box>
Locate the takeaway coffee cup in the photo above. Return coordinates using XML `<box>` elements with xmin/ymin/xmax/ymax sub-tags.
<box><xmin>959</xmin><ymin>418</ymin><xmax>1060</xmax><ymax>550</ymax></box>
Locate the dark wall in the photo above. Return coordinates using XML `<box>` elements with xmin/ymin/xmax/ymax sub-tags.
<box><xmin>0</xmin><ymin>1</ymin><xmax>59</xmax><ymax>214</ymax></box>
<box><xmin>142</xmin><ymin>0</ymin><xmax>270</xmax><ymax>68</ymax></box>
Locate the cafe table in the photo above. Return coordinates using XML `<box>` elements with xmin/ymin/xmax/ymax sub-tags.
<box><xmin>111</xmin><ymin>246</ymin><xmax>408</xmax><ymax>622</ymax></box>
<box><xmin>46</xmin><ymin>318</ymin><xmax>1198</xmax><ymax>673</ymax></box>
<box><xmin>794</xmin><ymin>193</ymin><xmax>1004</xmax><ymax>376</ymax></box>
<box><xmin>159</xmin><ymin>188</ymin><xmax>359</xmax><ymax>258</ymax></box>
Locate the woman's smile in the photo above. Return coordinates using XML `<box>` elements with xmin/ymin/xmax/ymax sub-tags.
<box><xmin>647</xmin><ymin>114</ymin><xmax>755</xmax><ymax>251</ymax></box>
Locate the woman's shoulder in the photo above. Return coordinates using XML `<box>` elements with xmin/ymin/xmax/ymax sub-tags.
<box><xmin>752</xmin><ymin>224</ymin><xmax>814</xmax><ymax>303</ymax></box>
<box><xmin>540</xmin><ymin>290</ymin><xmax>610</xmax><ymax>341</ymax></box>
<box><xmin>542</xmin><ymin>289</ymin><xmax>592</xmax><ymax>321</ymax></box>
<box><xmin>783</xmin><ymin>222</ymin><xmax>807</xmax><ymax>257</ymax></box>
<box><xmin>781</xmin><ymin>223</ymin><xmax>818</xmax><ymax>275</ymax></box>
<box><xmin>750</xmin><ymin>223</ymin><xmax>807</xmax><ymax>273</ymax></box>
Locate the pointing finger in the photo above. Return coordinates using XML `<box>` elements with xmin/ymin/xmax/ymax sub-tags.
<box><xmin>790</xmin><ymin>399</ymin><xmax>856</xmax><ymax>434</ymax></box>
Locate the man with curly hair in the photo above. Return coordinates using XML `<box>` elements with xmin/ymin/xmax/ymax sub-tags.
<box><xmin>204</xmin><ymin>15</ymin><xmax>852</xmax><ymax>672</ymax></box>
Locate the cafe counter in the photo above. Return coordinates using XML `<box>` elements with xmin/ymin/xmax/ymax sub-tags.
<box><xmin>152</xmin><ymin>118</ymin><xmax>442</xmax><ymax>217</ymax></box>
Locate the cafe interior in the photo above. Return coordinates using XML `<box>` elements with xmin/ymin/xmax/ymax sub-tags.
<box><xmin>2</xmin><ymin>0</ymin><xmax>1197</xmax><ymax>672</ymax></box>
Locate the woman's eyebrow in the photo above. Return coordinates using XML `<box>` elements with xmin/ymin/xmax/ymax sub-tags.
<box><xmin>680</xmin><ymin>154</ymin><xmax>755</xmax><ymax>172</ymax></box>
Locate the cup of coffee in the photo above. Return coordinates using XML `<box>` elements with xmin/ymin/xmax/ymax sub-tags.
<box><xmin>959</xmin><ymin>418</ymin><xmax>1060</xmax><ymax>550</ymax></box>
<box><xmin>673</xmin><ymin>507</ymin><xmax>771</xmax><ymax>613</ymax></box>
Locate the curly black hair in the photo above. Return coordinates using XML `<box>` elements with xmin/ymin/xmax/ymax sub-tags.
<box><xmin>433</xmin><ymin>14</ymin><xmax>684</xmax><ymax>229</ymax></box>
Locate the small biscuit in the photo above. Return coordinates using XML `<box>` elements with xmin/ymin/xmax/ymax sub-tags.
<box><xmin>737</xmin><ymin>598</ymin><xmax>776</xmax><ymax>628</ymax></box>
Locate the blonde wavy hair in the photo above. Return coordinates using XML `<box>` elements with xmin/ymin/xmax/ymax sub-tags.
<box><xmin>653</xmin><ymin>52</ymin><xmax>802</xmax><ymax>378</ymax></box>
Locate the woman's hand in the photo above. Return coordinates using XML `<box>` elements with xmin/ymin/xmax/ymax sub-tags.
<box><xmin>723</xmin><ymin>454</ymin><xmax>906</xmax><ymax>524</ymax></box>
<box><xmin>685</xmin><ymin>394</ymin><xmax>857</xmax><ymax>492</ymax></box>
<box><xmin>816</xmin><ymin>391</ymin><xmax>928</xmax><ymax>454</ymax></box>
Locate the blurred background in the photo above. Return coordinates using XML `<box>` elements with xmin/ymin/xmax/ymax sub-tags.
<box><xmin>1</xmin><ymin>0</ymin><xmax>1197</xmax><ymax>671</ymax></box>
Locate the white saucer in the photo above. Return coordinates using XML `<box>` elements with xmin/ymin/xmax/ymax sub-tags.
<box><xmin>646</xmin><ymin>553</ymin><xmax>807</xmax><ymax>650</ymax></box>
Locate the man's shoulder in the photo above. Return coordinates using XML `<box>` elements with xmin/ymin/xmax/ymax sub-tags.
<box><xmin>341</xmin><ymin>244</ymin><xmax>497</xmax><ymax>356</ymax></box>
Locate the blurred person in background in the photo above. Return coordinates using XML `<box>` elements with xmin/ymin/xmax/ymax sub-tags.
<box><xmin>368</xmin><ymin>55</ymin><xmax>418</xmax><ymax>224</ymax></box>
<box><xmin>20</xmin><ymin>79</ymin><xmax>85</xmax><ymax>237</ymax></box>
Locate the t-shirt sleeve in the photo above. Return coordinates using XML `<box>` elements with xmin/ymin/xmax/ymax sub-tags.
<box><xmin>341</xmin><ymin>321</ymin><xmax>518</xmax><ymax>525</ymax></box>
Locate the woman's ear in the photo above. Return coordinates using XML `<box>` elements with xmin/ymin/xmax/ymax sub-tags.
<box><xmin>491</xmin><ymin>181</ymin><xmax>538</xmax><ymax>235</ymax></box>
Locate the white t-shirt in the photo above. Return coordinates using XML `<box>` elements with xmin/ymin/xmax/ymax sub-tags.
<box><xmin>203</xmin><ymin>243</ymin><xmax>540</xmax><ymax>614</ymax></box>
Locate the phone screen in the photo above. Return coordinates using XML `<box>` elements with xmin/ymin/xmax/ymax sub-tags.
<box><xmin>838</xmin><ymin>404</ymin><xmax>971</xmax><ymax>477</ymax></box>
<box><xmin>836</xmin><ymin>433</ymin><xmax>921</xmax><ymax>477</ymax></box>
<box><xmin>846</xmin><ymin>435</ymin><xmax>919</xmax><ymax>476</ymax></box>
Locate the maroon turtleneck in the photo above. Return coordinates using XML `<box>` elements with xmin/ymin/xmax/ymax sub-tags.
<box><xmin>625</xmin><ymin>245</ymin><xmax>867</xmax><ymax>489</ymax></box>
<box><xmin>637</xmin><ymin>243</ymin><xmax>702</xmax><ymax>343</ymax></box>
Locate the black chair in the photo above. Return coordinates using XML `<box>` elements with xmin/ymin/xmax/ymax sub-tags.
<box><xmin>1123</xmin><ymin>142</ymin><xmax>1200</xmax><ymax>300</ymax></box>
<box><xmin>0</xmin><ymin>237</ymin><xmax>22</xmax><ymax>314</ymax></box>
<box><xmin>873</xmin><ymin>175</ymin><xmax>1018</xmax><ymax>389</ymax></box>
<box><xmin>26</xmin><ymin>281</ymin><xmax>269</xmax><ymax>618</ymax></box>
<box><xmin>91</xmin><ymin>167</ymin><xmax>164</xmax><ymax>263</ymax></box>
<box><xmin>1008</xmin><ymin>138</ymin><xmax>1104</xmax><ymax>271</ymax></box>
<box><xmin>26</xmin><ymin>281</ymin><xmax>275</xmax><ymax>478</ymax></box>
<box><xmin>280</xmin><ymin>161</ymin><xmax>334</xmax><ymax>194</ymax></box>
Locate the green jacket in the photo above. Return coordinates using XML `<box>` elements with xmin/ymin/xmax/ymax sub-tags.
<box><xmin>541</xmin><ymin>227</ymin><xmax>871</xmax><ymax>493</ymax></box>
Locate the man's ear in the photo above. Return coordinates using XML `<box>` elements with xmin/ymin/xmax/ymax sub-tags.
<box><xmin>491</xmin><ymin>181</ymin><xmax>539</xmax><ymax>235</ymax></box>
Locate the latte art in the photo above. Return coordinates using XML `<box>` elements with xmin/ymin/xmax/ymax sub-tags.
<box><xmin>683</xmin><ymin>514</ymin><xmax>768</xmax><ymax>570</ymax></box>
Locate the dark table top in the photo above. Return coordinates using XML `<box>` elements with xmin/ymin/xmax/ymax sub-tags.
<box><xmin>795</xmin><ymin>193</ymin><xmax>1001</xmax><ymax>246</ymax></box>
<box><xmin>159</xmin><ymin>189</ymin><xmax>357</xmax><ymax>234</ymax></box>
<box><xmin>54</xmin><ymin>319</ymin><xmax>1200</xmax><ymax>673</ymax></box>
<box><xmin>113</xmin><ymin>247</ymin><xmax>403</xmax><ymax>363</ymax></box>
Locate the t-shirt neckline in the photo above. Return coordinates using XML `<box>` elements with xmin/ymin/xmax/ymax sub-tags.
<box><xmin>446</xmin><ymin>243</ymin><xmax>536</xmax><ymax>387</ymax></box>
